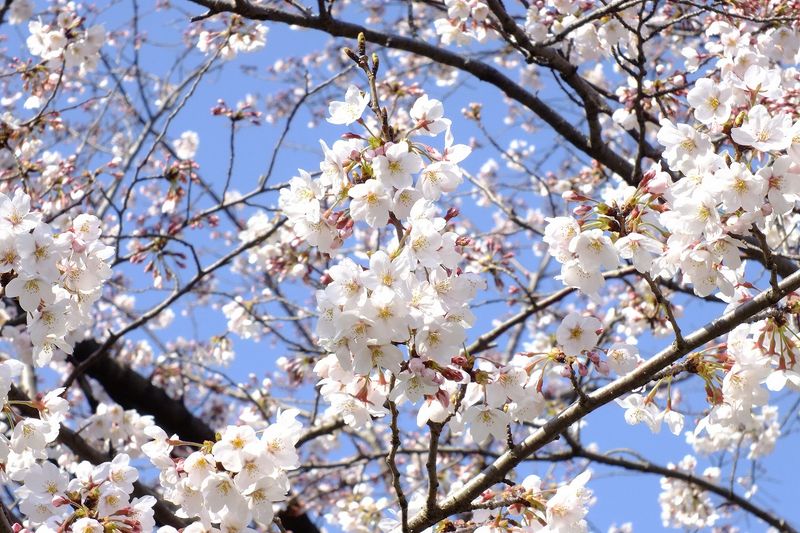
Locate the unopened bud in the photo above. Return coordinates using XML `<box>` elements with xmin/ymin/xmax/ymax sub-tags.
<box><xmin>439</xmin><ymin>366</ymin><xmax>464</xmax><ymax>382</ymax></box>
<box><xmin>573</xmin><ymin>204</ymin><xmax>592</xmax><ymax>217</ymax></box>
<box><xmin>435</xmin><ymin>388</ymin><xmax>450</xmax><ymax>407</ymax></box>
<box><xmin>562</xmin><ymin>190</ymin><xmax>590</xmax><ymax>202</ymax></box>
<box><xmin>733</xmin><ymin>110</ymin><xmax>747</xmax><ymax>128</ymax></box>
<box><xmin>52</xmin><ymin>496</ymin><xmax>71</xmax><ymax>507</ymax></box>
<box><xmin>450</xmin><ymin>355</ymin><xmax>469</xmax><ymax>367</ymax></box>
<box><xmin>640</xmin><ymin>168</ymin><xmax>656</xmax><ymax>186</ymax></box>
<box><xmin>646</xmin><ymin>172</ymin><xmax>670</xmax><ymax>195</ymax></box>
<box><xmin>408</xmin><ymin>358</ymin><xmax>426</xmax><ymax>373</ymax></box>
<box><xmin>336</xmin><ymin>216</ymin><xmax>351</xmax><ymax>230</ymax></box>
<box><xmin>445</xmin><ymin>207</ymin><xmax>460</xmax><ymax>221</ymax></box>
<box><xmin>357</xmin><ymin>32</ymin><xmax>366</xmax><ymax>56</ymax></box>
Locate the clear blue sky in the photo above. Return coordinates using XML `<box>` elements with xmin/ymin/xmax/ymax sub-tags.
<box><xmin>8</xmin><ymin>2</ymin><xmax>800</xmax><ymax>531</ymax></box>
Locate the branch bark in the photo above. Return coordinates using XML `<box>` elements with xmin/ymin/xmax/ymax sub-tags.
<box><xmin>8</xmin><ymin>386</ymin><xmax>189</xmax><ymax>529</ymax></box>
<box><xmin>567</xmin><ymin>440</ymin><xmax>798</xmax><ymax>533</ymax></box>
<box><xmin>408</xmin><ymin>267</ymin><xmax>800</xmax><ymax>531</ymax></box>
<box><xmin>182</xmin><ymin>0</ymin><xmax>638</xmax><ymax>181</ymax></box>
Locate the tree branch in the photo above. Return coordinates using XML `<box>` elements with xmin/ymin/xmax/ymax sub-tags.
<box><xmin>407</xmin><ymin>267</ymin><xmax>800</xmax><ymax>531</ymax></box>
<box><xmin>182</xmin><ymin>0</ymin><xmax>639</xmax><ymax>181</ymax></box>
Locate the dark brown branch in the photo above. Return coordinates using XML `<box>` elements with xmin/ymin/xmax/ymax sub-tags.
<box><xmin>72</xmin><ymin>339</ymin><xmax>216</xmax><ymax>443</ymax></box>
<box><xmin>8</xmin><ymin>386</ymin><xmax>188</xmax><ymax>529</ymax></box>
<box><xmin>408</xmin><ymin>266</ymin><xmax>800</xmax><ymax>531</ymax></box>
<box><xmin>562</xmin><ymin>434</ymin><xmax>798</xmax><ymax>533</ymax></box>
<box><xmin>182</xmin><ymin>0</ymin><xmax>639</xmax><ymax>181</ymax></box>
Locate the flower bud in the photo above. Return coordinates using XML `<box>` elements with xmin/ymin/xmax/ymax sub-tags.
<box><xmin>450</xmin><ymin>355</ymin><xmax>469</xmax><ymax>367</ymax></box>
<box><xmin>408</xmin><ymin>357</ymin><xmax>426</xmax><ymax>374</ymax></box>
<box><xmin>440</xmin><ymin>366</ymin><xmax>464</xmax><ymax>382</ymax></box>
<box><xmin>572</xmin><ymin>204</ymin><xmax>592</xmax><ymax>217</ymax></box>
<box><xmin>435</xmin><ymin>388</ymin><xmax>450</xmax><ymax>407</ymax></box>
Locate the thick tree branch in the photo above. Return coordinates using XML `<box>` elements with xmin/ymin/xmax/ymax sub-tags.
<box><xmin>73</xmin><ymin>339</ymin><xmax>216</xmax><ymax>443</ymax></box>
<box><xmin>8</xmin><ymin>386</ymin><xmax>188</xmax><ymax>529</ymax></box>
<box><xmin>63</xmin><ymin>217</ymin><xmax>287</xmax><ymax>390</ymax></box>
<box><xmin>408</xmin><ymin>267</ymin><xmax>800</xmax><ymax>531</ymax></box>
<box><xmin>182</xmin><ymin>0</ymin><xmax>639</xmax><ymax>181</ymax></box>
<box><xmin>562</xmin><ymin>434</ymin><xmax>797</xmax><ymax>533</ymax></box>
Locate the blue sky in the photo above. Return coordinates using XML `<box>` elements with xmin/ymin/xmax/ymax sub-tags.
<box><xmin>118</xmin><ymin>7</ymin><xmax>800</xmax><ymax>532</ymax></box>
<box><xmin>6</xmin><ymin>1</ymin><xmax>800</xmax><ymax>531</ymax></box>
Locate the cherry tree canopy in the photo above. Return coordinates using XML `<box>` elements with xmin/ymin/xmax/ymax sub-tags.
<box><xmin>0</xmin><ymin>0</ymin><xmax>799</xmax><ymax>532</ymax></box>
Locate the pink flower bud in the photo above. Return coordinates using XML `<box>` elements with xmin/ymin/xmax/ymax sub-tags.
<box><xmin>52</xmin><ymin>496</ymin><xmax>71</xmax><ymax>507</ymax></box>
<box><xmin>562</xmin><ymin>190</ymin><xmax>590</xmax><ymax>202</ymax></box>
<box><xmin>408</xmin><ymin>358</ymin><xmax>426</xmax><ymax>374</ymax></box>
<box><xmin>572</xmin><ymin>204</ymin><xmax>592</xmax><ymax>217</ymax></box>
<box><xmin>435</xmin><ymin>388</ymin><xmax>450</xmax><ymax>407</ymax></box>
<box><xmin>440</xmin><ymin>366</ymin><xmax>464</xmax><ymax>382</ymax></box>
<box><xmin>639</xmin><ymin>168</ymin><xmax>656</xmax><ymax>186</ymax></box>
<box><xmin>646</xmin><ymin>172</ymin><xmax>670</xmax><ymax>195</ymax></box>
<box><xmin>71</xmin><ymin>235</ymin><xmax>87</xmax><ymax>253</ymax></box>
<box><xmin>450</xmin><ymin>355</ymin><xmax>469</xmax><ymax>367</ymax></box>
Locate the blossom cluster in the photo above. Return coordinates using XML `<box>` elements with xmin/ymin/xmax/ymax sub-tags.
<box><xmin>658</xmin><ymin>455</ymin><xmax>720</xmax><ymax>529</ymax></box>
<box><xmin>0</xmin><ymin>193</ymin><xmax>123</xmax><ymax>530</ymax></box>
<box><xmin>543</xmin><ymin>182</ymin><xmax>663</xmax><ymax>301</ymax></box>
<box><xmin>196</xmin><ymin>16</ymin><xmax>269</xmax><ymax>60</ymax></box>
<box><xmin>141</xmin><ymin>409</ymin><xmax>303</xmax><ymax>531</ymax></box>
<box><xmin>27</xmin><ymin>6</ymin><xmax>105</xmax><ymax>74</ymax></box>
<box><xmin>0</xmin><ymin>191</ymin><xmax>113</xmax><ymax>367</ymax></box>
<box><xmin>270</xmin><ymin>84</ymin><xmax>496</xmax><ymax>435</ymax></box>
<box><xmin>17</xmin><ymin>454</ymin><xmax>156</xmax><ymax>532</ymax></box>
<box><xmin>685</xmin><ymin>316</ymin><xmax>797</xmax><ymax>458</ymax></box>
<box><xmin>534</xmin><ymin>18</ymin><xmax>800</xmax><ymax>445</ymax></box>
<box><xmin>524</xmin><ymin>0</ymin><xmax>633</xmax><ymax>55</ymax></box>
<box><xmin>5</xmin><ymin>0</ymin><xmax>800</xmax><ymax>529</ymax></box>
<box><xmin>434</xmin><ymin>0</ymin><xmax>493</xmax><ymax>46</ymax></box>
<box><xmin>540</xmin><ymin>23</ymin><xmax>800</xmax><ymax>306</ymax></box>
<box><xmin>472</xmin><ymin>471</ymin><xmax>595</xmax><ymax>533</ymax></box>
